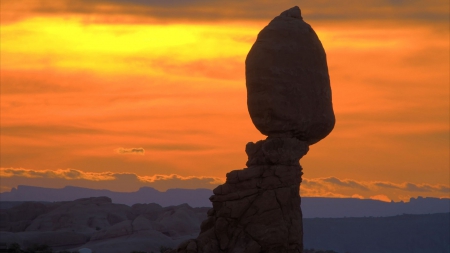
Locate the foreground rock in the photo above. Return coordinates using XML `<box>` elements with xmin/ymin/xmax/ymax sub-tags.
<box><xmin>171</xmin><ymin>138</ymin><xmax>307</xmax><ymax>253</ymax></box>
<box><xmin>2</xmin><ymin>202</ymin><xmax>447</xmax><ymax>253</ymax></box>
<box><xmin>0</xmin><ymin>197</ymin><xmax>208</xmax><ymax>253</ymax></box>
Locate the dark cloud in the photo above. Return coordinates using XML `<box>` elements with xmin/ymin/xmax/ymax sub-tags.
<box><xmin>374</xmin><ymin>182</ymin><xmax>401</xmax><ymax>189</ymax></box>
<box><xmin>3</xmin><ymin>0</ymin><xmax>448</xmax><ymax>24</ymax></box>
<box><xmin>375</xmin><ymin>181</ymin><xmax>449</xmax><ymax>193</ymax></box>
<box><xmin>1</xmin><ymin>125</ymin><xmax>104</xmax><ymax>137</ymax></box>
<box><xmin>322</xmin><ymin>177</ymin><xmax>370</xmax><ymax>191</ymax></box>
<box><xmin>116</xmin><ymin>147</ymin><xmax>145</xmax><ymax>155</ymax></box>
<box><xmin>0</xmin><ymin>70</ymin><xmax>108</xmax><ymax>95</ymax></box>
<box><xmin>0</xmin><ymin>168</ymin><xmax>223</xmax><ymax>192</ymax></box>
<box><xmin>145</xmin><ymin>144</ymin><xmax>212</xmax><ymax>151</ymax></box>
<box><xmin>0</xmin><ymin>75</ymin><xmax>77</xmax><ymax>94</ymax></box>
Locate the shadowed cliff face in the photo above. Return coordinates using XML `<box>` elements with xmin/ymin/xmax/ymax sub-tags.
<box><xmin>170</xmin><ymin>6</ymin><xmax>334</xmax><ymax>253</ymax></box>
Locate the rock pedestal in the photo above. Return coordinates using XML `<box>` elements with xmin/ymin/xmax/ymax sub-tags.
<box><xmin>168</xmin><ymin>5</ymin><xmax>334</xmax><ymax>253</ymax></box>
<box><xmin>172</xmin><ymin>137</ymin><xmax>307</xmax><ymax>253</ymax></box>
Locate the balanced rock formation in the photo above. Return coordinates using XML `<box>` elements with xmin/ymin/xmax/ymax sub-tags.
<box><xmin>170</xmin><ymin>6</ymin><xmax>334</xmax><ymax>253</ymax></box>
<box><xmin>246</xmin><ymin>6</ymin><xmax>334</xmax><ymax>145</ymax></box>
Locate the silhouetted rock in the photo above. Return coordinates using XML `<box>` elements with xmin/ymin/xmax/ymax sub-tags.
<box><xmin>1</xmin><ymin>196</ymin><xmax>448</xmax><ymax>253</ymax></box>
<box><xmin>171</xmin><ymin>6</ymin><xmax>334</xmax><ymax>253</ymax></box>
<box><xmin>246</xmin><ymin>6</ymin><xmax>334</xmax><ymax>145</ymax></box>
<box><xmin>172</xmin><ymin>137</ymin><xmax>307</xmax><ymax>253</ymax></box>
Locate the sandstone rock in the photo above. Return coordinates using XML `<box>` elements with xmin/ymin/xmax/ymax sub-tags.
<box><xmin>170</xmin><ymin>6</ymin><xmax>335</xmax><ymax>252</ymax></box>
<box><xmin>0</xmin><ymin>232</ymin><xmax>23</xmax><ymax>247</ymax></box>
<box><xmin>18</xmin><ymin>231</ymin><xmax>89</xmax><ymax>248</ymax></box>
<box><xmin>26</xmin><ymin>197</ymin><xmax>133</xmax><ymax>233</ymax></box>
<box><xmin>0</xmin><ymin>202</ymin><xmax>49</xmax><ymax>232</ymax></box>
<box><xmin>157</xmin><ymin>204</ymin><xmax>203</xmax><ymax>237</ymax></box>
<box><xmin>79</xmin><ymin>248</ymin><xmax>92</xmax><ymax>253</ymax></box>
<box><xmin>131</xmin><ymin>203</ymin><xmax>164</xmax><ymax>221</ymax></box>
<box><xmin>1</xmin><ymin>198</ymin><xmax>209</xmax><ymax>252</ymax></box>
<box><xmin>91</xmin><ymin>220</ymin><xmax>133</xmax><ymax>241</ymax></box>
<box><xmin>172</xmin><ymin>138</ymin><xmax>307</xmax><ymax>253</ymax></box>
<box><xmin>6</xmin><ymin>202</ymin><xmax>48</xmax><ymax>222</ymax></box>
<box><xmin>71</xmin><ymin>230</ymin><xmax>184</xmax><ymax>253</ymax></box>
<box><xmin>132</xmin><ymin>215</ymin><xmax>154</xmax><ymax>231</ymax></box>
<box><xmin>246</xmin><ymin>6</ymin><xmax>335</xmax><ymax>144</ymax></box>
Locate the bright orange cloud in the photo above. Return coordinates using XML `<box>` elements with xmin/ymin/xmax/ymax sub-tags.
<box><xmin>1</xmin><ymin>168</ymin><xmax>448</xmax><ymax>201</ymax></box>
<box><xmin>2</xmin><ymin>0</ymin><xmax>448</xmax><ymax>24</ymax></box>
<box><xmin>1</xmin><ymin>1</ymin><xmax>448</xmax><ymax>200</ymax></box>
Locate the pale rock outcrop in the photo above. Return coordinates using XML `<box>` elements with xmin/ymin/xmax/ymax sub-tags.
<box><xmin>157</xmin><ymin>204</ymin><xmax>206</xmax><ymax>237</ymax></box>
<box><xmin>170</xmin><ymin>5</ymin><xmax>334</xmax><ymax>253</ymax></box>
<box><xmin>72</xmin><ymin>230</ymin><xmax>185</xmax><ymax>253</ymax></box>
<box><xmin>1</xmin><ymin>198</ymin><xmax>209</xmax><ymax>252</ymax></box>
<box><xmin>132</xmin><ymin>203</ymin><xmax>164</xmax><ymax>221</ymax></box>
<box><xmin>91</xmin><ymin>220</ymin><xmax>133</xmax><ymax>241</ymax></box>
<box><xmin>26</xmin><ymin>197</ymin><xmax>133</xmax><ymax>233</ymax></box>
<box><xmin>0</xmin><ymin>202</ymin><xmax>49</xmax><ymax>232</ymax></box>
<box><xmin>132</xmin><ymin>215</ymin><xmax>154</xmax><ymax>231</ymax></box>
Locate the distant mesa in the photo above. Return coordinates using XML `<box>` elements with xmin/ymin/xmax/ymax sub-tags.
<box><xmin>1</xmin><ymin>185</ymin><xmax>448</xmax><ymax>218</ymax></box>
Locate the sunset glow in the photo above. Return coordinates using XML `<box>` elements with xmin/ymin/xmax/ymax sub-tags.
<box><xmin>1</xmin><ymin>0</ymin><xmax>449</xmax><ymax>201</ymax></box>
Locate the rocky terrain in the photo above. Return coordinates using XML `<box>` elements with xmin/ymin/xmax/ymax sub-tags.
<box><xmin>1</xmin><ymin>198</ymin><xmax>448</xmax><ymax>253</ymax></box>
<box><xmin>0</xmin><ymin>197</ymin><xmax>207</xmax><ymax>253</ymax></box>
<box><xmin>2</xmin><ymin>187</ymin><xmax>448</xmax><ymax>218</ymax></box>
<box><xmin>1</xmin><ymin>185</ymin><xmax>213</xmax><ymax>207</ymax></box>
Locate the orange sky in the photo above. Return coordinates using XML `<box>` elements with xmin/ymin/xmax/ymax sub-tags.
<box><xmin>1</xmin><ymin>0</ymin><xmax>449</xmax><ymax>202</ymax></box>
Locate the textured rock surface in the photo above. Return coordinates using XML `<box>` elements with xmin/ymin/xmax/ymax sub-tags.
<box><xmin>25</xmin><ymin>197</ymin><xmax>133</xmax><ymax>233</ymax></box>
<box><xmin>246</xmin><ymin>6</ymin><xmax>335</xmax><ymax>145</ymax></box>
<box><xmin>169</xmin><ymin>6</ymin><xmax>334</xmax><ymax>253</ymax></box>
<box><xmin>0</xmin><ymin>198</ymin><xmax>208</xmax><ymax>253</ymax></box>
<box><xmin>170</xmin><ymin>137</ymin><xmax>307</xmax><ymax>253</ymax></box>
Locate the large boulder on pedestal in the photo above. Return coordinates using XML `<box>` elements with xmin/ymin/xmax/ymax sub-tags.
<box><xmin>246</xmin><ymin>6</ymin><xmax>335</xmax><ymax>144</ymax></box>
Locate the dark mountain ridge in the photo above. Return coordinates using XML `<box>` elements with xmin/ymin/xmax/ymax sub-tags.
<box><xmin>0</xmin><ymin>197</ymin><xmax>448</xmax><ymax>253</ymax></box>
<box><xmin>1</xmin><ymin>185</ymin><xmax>449</xmax><ymax>218</ymax></box>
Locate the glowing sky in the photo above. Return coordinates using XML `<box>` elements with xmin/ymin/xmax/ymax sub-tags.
<box><xmin>1</xmin><ymin>0</ymin><xmax>449</xmax><ymax>202</ymax></box>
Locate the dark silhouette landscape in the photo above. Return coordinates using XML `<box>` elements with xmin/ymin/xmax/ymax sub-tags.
<box><xmin>1</xmin><ymin>185</ymin><xmax>449</xmax><ymax>218</ymax></box>
<box><xmin>1</xmin><ymin>196</ymin><xmax>448</xmax><ymax>253</ymax></box>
